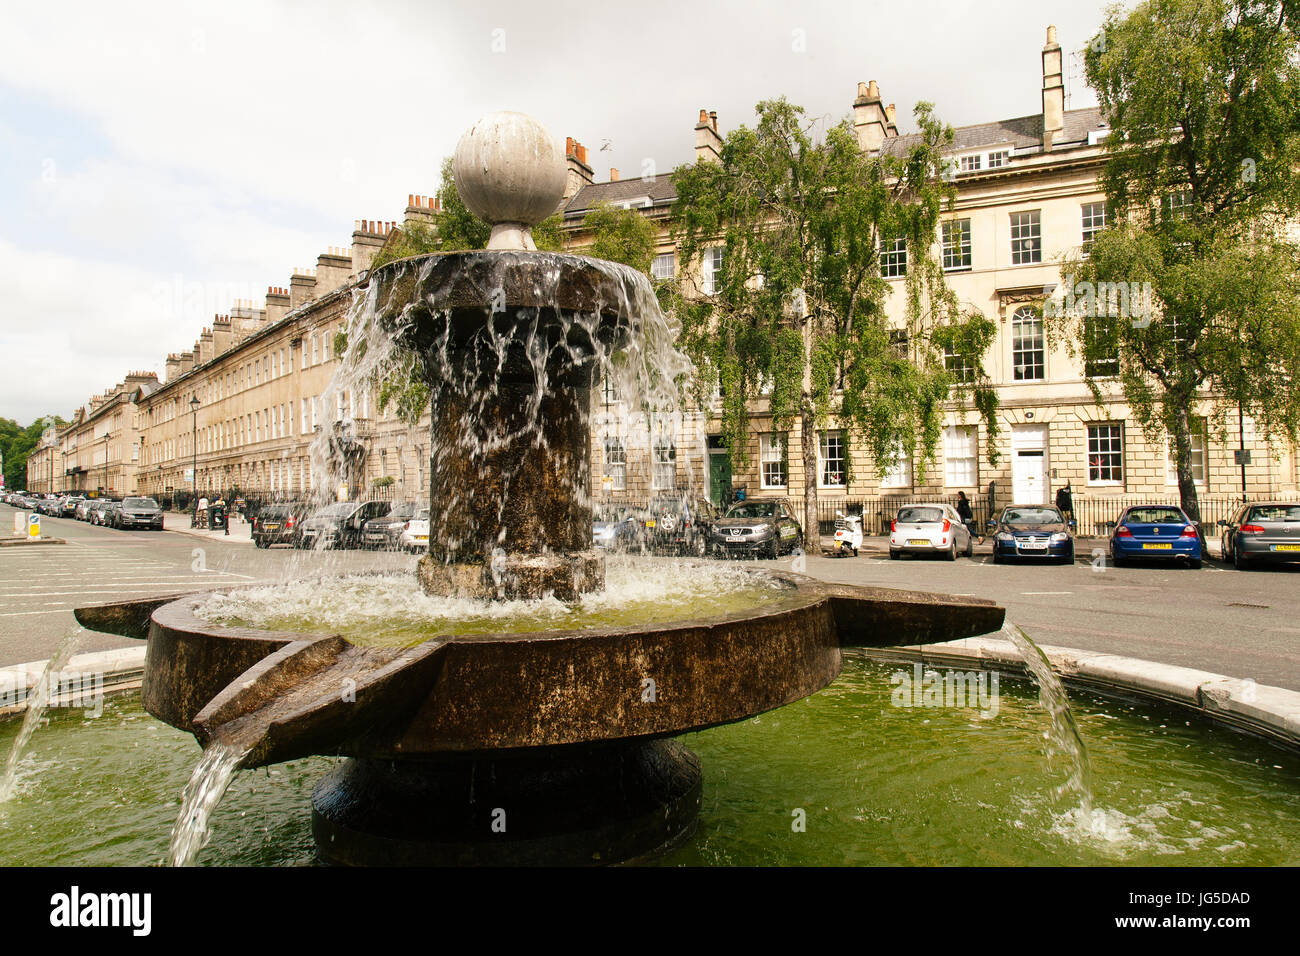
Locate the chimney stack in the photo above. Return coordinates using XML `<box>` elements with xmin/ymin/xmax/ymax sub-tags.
<box><xmin>853</xmin><ymin>80</ymin><xmax>893</xmax><ymax>153</ymax></box>
<box><xmin>289</xmin><ymin>269</ymin><xmax>318</xmax><ymax>312</ymax></box>
<box><xmin>694</xmin><ymin>109</ymin><xmax>723</xmax><ymax>164</ymax></box>
<box><xmin>265</xmin><ymin>286</ymin><xmax>291</xmax><ymax>325</ymax></box>
<box><xmin>564</xmin><ymin>138</ymin><xmax>595</xmax><ymax>199</ymax></box>
<box><xmin>1042</xmin><ymin>25</ymin><xmax>1064</xmax><ymax>151</ymax></box>
<box><xmin>609</xmin><ymin>168</ymin><xmax>620</xmax><ymax>182</ymax></box>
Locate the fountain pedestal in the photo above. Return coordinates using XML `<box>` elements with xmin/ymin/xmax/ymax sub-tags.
<box><xmin>312</xmin><ymin>740</ymin><xmax>702</xmax><ymax>866</ymax></box>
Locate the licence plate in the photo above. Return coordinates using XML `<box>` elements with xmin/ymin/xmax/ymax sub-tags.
<box><xmin>263</xmin><ymin>524</ymin><xmax>279</xmax><ymax>530</ymax></box>
<box><xmin>645</xmin><ymin>519</ymin><xmax>656</xmax><ymax>528</ymax></box>
<box><xmin>415</xmin><ymin>535</ymin><xmax>428</xmax><ymax>541</ymax></box>
<box><xmin>907</xmin><ymin>539</ymin><xmax>929</xmax><ymax>546</ymax></box>
<box><xmin>1272</xmin><ymin>544</ymin><xmax>1300</xmax><ymax>552</ymax></box>
<box><xmin>1142</xmin><ymin>543</ymin><xmax>1172</xmax><ymax>550</ymax></box>
<box><xmin>1018</xmin><ymin>543</ymin><xmax>1046</xmax><ymax>550</ymax></box>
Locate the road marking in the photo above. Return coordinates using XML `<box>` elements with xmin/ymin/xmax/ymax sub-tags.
<box><xmin>1020</xmin><ymin>591</ymin><xmax>1074</xmax><ymax>595</ymax></box>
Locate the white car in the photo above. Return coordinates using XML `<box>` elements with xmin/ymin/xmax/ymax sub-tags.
<box><xmin>889</xmin><ymin>504</ymin><xmax>973</xmax><ymax>560</ymax></box>
<box><xmin>398</xmin><ymin>508</ymin><xmax>430</xmax><ymax>553</ymax></box>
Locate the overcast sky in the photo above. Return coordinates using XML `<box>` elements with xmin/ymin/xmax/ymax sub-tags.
<box><xmin>0</xmin><ymin>0</ymin><xmax>1114</xmax><ymax>425</ymax></box>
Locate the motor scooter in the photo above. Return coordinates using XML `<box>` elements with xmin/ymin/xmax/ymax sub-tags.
<box><xmin>832</xmin><ymin>511</ymin><xmax>862</xmax><ymax>556</ymax></box>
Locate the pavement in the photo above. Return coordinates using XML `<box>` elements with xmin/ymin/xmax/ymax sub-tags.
<box><xmin>161</xmin><ymin>509</ymin><xmax>256</xmax><ymax>544</ymax></box>
<box><xmin>2</xmin><ymin>503</ymin><xmax>1297</xmax><ymax>691</ymax></box>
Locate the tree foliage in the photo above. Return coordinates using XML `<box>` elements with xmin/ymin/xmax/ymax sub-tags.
<box><xmin>0</xmin><ymin>415</ymin><xmax>68</xmax><ymax>491</ymax></box>
<box><xmin>1050</xmin><ymin>0</ymin><xmax>1300</xmax><ymax>522</ymax></box>
<box><xmin>670</xmin><ymin>96</ymin><xmax>997</xmax><ymax>533</ymax></box>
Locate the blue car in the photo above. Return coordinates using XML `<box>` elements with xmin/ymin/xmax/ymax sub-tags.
<box><xmin>991</xmin><ymin>505</ymin><xmax>1075</xmax><ymax>564</ymax></box>
<box><xmin>1109</xmin><ymin>505</ymin><xmax>1202</xmax><ymax>569</ymax></box>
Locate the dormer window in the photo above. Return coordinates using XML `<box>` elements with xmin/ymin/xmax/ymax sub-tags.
<box><xmin>959</xmin><ymin>154</ymin><xmax>982</xmax><ymax>173</ymax></box>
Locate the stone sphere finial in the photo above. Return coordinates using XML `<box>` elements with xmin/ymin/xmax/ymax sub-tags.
<box><xmin>453</xmin><ymin>111</ymin><xmax>567</xmax><ymax>251</ymax></box>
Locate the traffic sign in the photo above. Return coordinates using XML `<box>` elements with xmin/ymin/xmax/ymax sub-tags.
<box><xmin>28</xmin><ymin>514</ymin><xmax>40</xmax><ymax>540</ymax></box>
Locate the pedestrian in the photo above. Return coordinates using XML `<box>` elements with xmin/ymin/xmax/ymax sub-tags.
<box><xmin>1055</xmin><ymin>481</ymin><xmax>1074</xmax><ymax>525</ymax></box>
<box><xmin>956</xmin><ymin>490</ymin><xmax>983</xmax><ymax>545</ymax></box>
<box><xmin>196</xmin><ymin>494</ymin><xmax>209</xmax><ymax>530</ymax></box>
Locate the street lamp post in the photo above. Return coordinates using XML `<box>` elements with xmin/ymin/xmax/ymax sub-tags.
<box><xmin>190</xmin><ymin>394</ymin><xmax>200</xmax><ymax>515</ymax></box>
<box><xmin>102</xmin><ymin>433</ymin><xmax>110</xmax><ymax>496</ymax></box>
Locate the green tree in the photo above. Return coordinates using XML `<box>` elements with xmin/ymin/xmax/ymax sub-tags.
<box><xmin>671</xmin><ymin>97</ymin><xmax>998</xmax><ymax>535</ymax></box>
<box><xmin>579</xmin><ymin>201</ymin><xmax>656</xmax><ymax>274</ymax></box>
<box><xmin>0</xmin><ymin>415</ymin><xmax>67</xmax><ymax>491</ymax></box>
<box><xmin>1050</xmin><ymin>0</ymin><xmax>1300</xmax><ymax>523</ymax></box>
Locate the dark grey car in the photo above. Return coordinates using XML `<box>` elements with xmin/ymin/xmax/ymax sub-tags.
<box><xmin>361</xmin><ymin>501</ymin><xmax>417</xmax><ymax>550</ymax></box>
<box><xmin>116</xmin><ymin>496</ymin><xmax>164</xmax><ymax>530</ymax></box>
<box><xmin>710</xmin><ymin>498</ymin><xmax>803</xmax><ymax>559</ymax></box>
<box><xmin>1220</xmin><ymin>502</ymin><xmax>1300</xmax><ymax>569</ymax></box>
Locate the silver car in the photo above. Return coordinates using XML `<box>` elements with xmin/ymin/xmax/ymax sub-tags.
<box><xmin>1220</xmin><ymin>502</ymin><xmax>1300</xmax><ymax>570</ymax></box>
<box><xmin>889</xmin><ymin>504</ymin><xmax>973</xmax><ymax>560</ymax></box>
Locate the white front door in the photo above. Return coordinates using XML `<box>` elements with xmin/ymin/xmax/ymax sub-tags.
<box><xmin>1012</xmin><ymin>424</ymin><xmax>1048</xmax><ymax>504</ymax></box>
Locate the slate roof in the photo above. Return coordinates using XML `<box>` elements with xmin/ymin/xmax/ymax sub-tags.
<box><xmin>564</xmin><ymin>172</ymin><xmax>678</xmax><ymax>214</ymax></box>
<box><xmin>883</xmin><ymin>106</ymin><xmax>1106</xmax><ymax>155</ymax></box>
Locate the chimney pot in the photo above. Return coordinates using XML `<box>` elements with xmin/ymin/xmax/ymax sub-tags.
<box><xmin>709</xmin><ymin>110</ymin><xmax>718</xmax><ymax>131</ymax></box>
<box><xmin>610</xmin><ymin>168</ymin><xmax>620</xmax><ymax>181</ymax></box>
<box><xmin>868</xmin><ymin>79</ymin><xmax>880</xmax><ymax>98</ymax></box>
<box><xmin>698</xmin><ymin>109</ymin><xmax>709</xmax><ymax>124</ymax></box>
<box><xmin>1047</xmin><ymin>24</ymin><xmax>1058</xmax><ymax>44</ymax></box>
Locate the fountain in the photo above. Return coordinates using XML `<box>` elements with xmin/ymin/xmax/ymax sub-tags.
<box><xmin>71</xmin><ymin>111</ymin><xmax>1008</xmax><ymax>866</ymax></box>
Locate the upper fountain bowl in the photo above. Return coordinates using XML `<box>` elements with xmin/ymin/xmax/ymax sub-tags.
<box><xmin>453</xmin><ymin>111</ymin><xmax>567</xmax><ymax>250</ymax></box>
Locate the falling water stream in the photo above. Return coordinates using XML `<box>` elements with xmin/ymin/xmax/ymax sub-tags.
<box><xmin>0</xmin><ymin>626</ymin><xmax>85</xmax><ymax>803</ymax></box>
<box><xmin>167</xmin><ymin>742</ymin><xmax>248</xmax><ymax>866</ymax></box>
<box><xmin>1000</xmin><ymin>622</ymin><xmax>1095</xmax><ymax>813</ymax></box>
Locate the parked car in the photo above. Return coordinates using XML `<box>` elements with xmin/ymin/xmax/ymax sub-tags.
<box><xmin>75</xmin><ymin>498</ymin><xmax>96</xmax><ymax>521</ymax></box>
<box><xmin>296</xmin><ymin>500</ymin><xmax>390</xmax><ymax>550</ymax></box>
<box><xmin>1109</xmin><ymin>504</ymin><xmax>1202</xmax><ymax>568</ymax></box>
<box><xmin>642</xmin><ymin>495</ymin><xmax>716</xmax><ymax>556</ymax></box>
<box><xmin>399</xmin><ymin>508</ymin><xmax>431</xmax><ymax>553</ymax></box>
<box><xmin>114</xmin><ymin>496</ymin><xmax>165</xmax><ymax>531</ymax></box>
<box><xmin>252</xmin><ymin>502</ymin><xmax>307</xmax><ymax>548</ymax></box>
<box><xmin>888</xmin><ymin>504</ymin><xmax>973</xmax><ymax>560</ymax></box>
<box><xmin>87</xmin><ymin>500</ymin><xmax>112</xmax><ymax>525</ymax></box>
<box><xmin>60</xmin><ymin>496</ymin><xmax>84</xmax><ymax>518</ymax></box>
<box><xmin>361</xmin><ymin>501</ymin><xmax>418</xmax><ymax>550</ymax></box>
<box><xmin>1220</xmin><ymin>502</ymin><xmax>1300</xmax><ymax>570</ymax></box>
<box><xmin>592</xmin><ymin>505</ymin><xmax>644</xmax><ymax>551</ymax></box>
<box><xmin>990</xmin><ymin>505</ymin><xmax>1075</xmax><ymax>564</ymax></box>
<box><xmin>102</xmin><ymin>500</ymin><xmax>124</xmax><ymax>528</ymax></box>
<box><xmin>710</xmin><ymin>498</ymin><xmax>803</xmax><ymax>559</ymax></box>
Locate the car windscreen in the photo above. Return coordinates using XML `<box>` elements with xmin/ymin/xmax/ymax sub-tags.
<box><xmin>262</xmin><ymin>505</ymin><xmax>294</xmax><ymax>517</ymax></box>
<box><xmin>897</xmin><ymin>507</ymin><xmax>944</xmax><ymax>524</ymax></box>
<box><xmin>315</xmin><ymin>503</ymin><xmax>356</xmax><ymax>517</ymax></box>
<box><xmin>1124</xmin><ymin>508</ymin><xmax>1185</xmax><ymax>524</ymax></box>
<box><xmin>415</xmin><ymin>509</ymin><xmax>429</xmax><ymax>521</ymax></box>
<box><xmin>1003</xmin><ymin>508</ymin><xmax>1062</xmax><ymax>525</ymax></box>
<box><xmin>1249</xmin><ymin>505</ymin><xmax>1300</xmax><ymax>522</ymax></box>
<box><xmin>386</xmin><ymin>503</ymin><xmax>418</xmax><ymax>520</ymax></box>
<box><xmin>122</xmin><ymin>498</ymin><xmax>158</xmax><ymax>509</ymax></box>
<box><xmin>726</xmin><ymin>502</ymin><xmax>778</xmax><ymax>519</ymax></box>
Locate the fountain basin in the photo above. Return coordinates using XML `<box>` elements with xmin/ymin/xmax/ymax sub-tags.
<box><xmin>76</xmin><ymin>568</ymin><xmax>1004</xmax><ymax>865</ymax></box>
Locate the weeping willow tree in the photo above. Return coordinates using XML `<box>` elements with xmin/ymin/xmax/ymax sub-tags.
<box><xmin>671</xmin><ymin>97</ymin><xmax>998</xmax><ymax>535</ymax></box>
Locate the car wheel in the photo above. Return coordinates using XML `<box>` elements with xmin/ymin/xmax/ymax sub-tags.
<box><xmin>992</xmin><ymin>551</ymin><xmax>1004</xmax><ymax>564</ymax></box>
<box><xmin>946</xmin><ymin>540</ymin><xmax>957</xmax><ymax>561</ymax></box>
<box><xmin>889</xmin><ymin>549</ymin><xmax>901</xmax><ymax>560</ymax></box>
<box><xmin>1234</xmin><ymin>545</ymin><xmax>1251</xmax><ymax>571</ymax></box>
<box><xmin>1188</xmin><ymin>559</ymin><xmax>1202</xmax><ymax>570</ymax></box>
<box><xmin>964</xmin><ymin>534</ymin><xmax>974</xmax><ymax>558</ymax></box>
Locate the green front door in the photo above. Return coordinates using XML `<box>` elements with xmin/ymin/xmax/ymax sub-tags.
<box><xmin>709</xmin><ymin>452</ymin><xmax>731</xmax><ymax>507</ymax></box>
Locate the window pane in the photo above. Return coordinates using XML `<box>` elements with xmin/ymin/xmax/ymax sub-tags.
<box><xmin>651</xmin><ymin>253</ymin><xmax>675</xmax><ymax>280</ymax></box>
<box><xmin>1081</xmin><ymin>202</ymin><xmax>1107</xmax><ymax>253</ymax></box>
<box><xmin>880</xmin><ymin>237</ymin><xmax>907</xmax><ymax>278</ymax></box>
<box><xmin>760</xmin><ymin>433</ymin><xmax>786</xmax><ymax>488</ymax></box>
<box><xmin>1088</xmin><ymin>424</ymin><xmax>1123</xmax><ymax>483</ymax></box>
<box><xmin>942</xmin><ymin>219</ymin><xmax>972</xmax><ymax>271</ymax></box>
<box><xmin>1010</xmin><ymin>210</ymin><xmax>1041</xmax><ymax>265</ymax></box>
<box><xmin>944</xmin><ymin>426</ymin><xmax>977</xmax><ymax>487</ymax></box>
<box><xmin>1011</xmin><ymin>307</ymin><xmax>1045</xmax><ymax>380</ymax></box>
<box><xmin>819</xmin><ymin>431</ymin><xmax>845</xmax><ymax>487</ymax></box>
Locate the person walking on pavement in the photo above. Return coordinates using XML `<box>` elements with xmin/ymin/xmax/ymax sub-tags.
<box><xmin>1055</xmin><ymin>482</ymin><xmax>1074</xmax><ymax>525</ymax></box>
<box><xmin>956</xmin><ymin>490</ymin><xmax>983</xmax><ymax>545</ymax></box>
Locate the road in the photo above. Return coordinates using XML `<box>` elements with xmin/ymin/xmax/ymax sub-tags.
<box><xmin>0</xmin><ymin>504</ymin><xmax>411</xmax><ymax>665</ymax></box>
<box><xmin>2</xmin><ymin>503</ymin><xmax>1299</xmax><ymax>691</ymax></box>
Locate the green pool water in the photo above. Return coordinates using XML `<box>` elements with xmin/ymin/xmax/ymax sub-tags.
<box><xmin>1</xmin><ymin>653</ymin><xmax>1297</xmax><ymax>866</ymax></box>
<box><xmin>194</xmin><ymin>564</ymin><xmax>801</xmax><ymax>647</ymax></box>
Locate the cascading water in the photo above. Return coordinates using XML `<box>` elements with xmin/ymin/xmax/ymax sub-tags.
<box><xmin>0</xmin><ymin>625</ymin><xmax>84</xmax><ymax>803</ymax></box>
<box><xmin>999</xmin><ymin>622</ymin><xmax>1094</xmax><ymax>813</ymax></box>
<box><xmin>167</xmin><ymin>741</ymin><xmax>248</xmax><ymax>866</ymax></box>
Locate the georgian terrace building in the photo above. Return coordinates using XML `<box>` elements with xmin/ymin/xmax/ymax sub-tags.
<box><xmin>569</xmin><ymin>25</ymin><xmax>1300</xmax><ymax>530</ymax></box>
